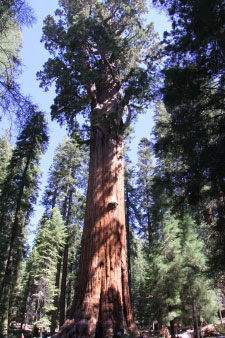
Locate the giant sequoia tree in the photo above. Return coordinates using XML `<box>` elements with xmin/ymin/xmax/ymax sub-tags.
<box><xmin>38</xmin><ymin>0</ymin><xmax>158</xmax><ymax>336</ymax></box>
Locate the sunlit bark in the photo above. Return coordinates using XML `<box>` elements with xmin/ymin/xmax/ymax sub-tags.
<box><xmin>57</xmin><ymin>130</ymin><xmax>139</xmax><ymax>337</ymax></box>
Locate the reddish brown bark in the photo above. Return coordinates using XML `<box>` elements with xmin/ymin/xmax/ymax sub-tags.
<box><xmin>56</xmin><ymin>130</ymin><xmax>139</xmax><ymax>338</ymax></box>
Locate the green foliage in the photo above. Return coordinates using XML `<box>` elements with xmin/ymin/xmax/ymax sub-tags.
<box><xmin>0</xmin><ymin>0</ymin><xmax>34</xmax><ymax>77</ymax></box>
<box><xmin>124</xmin><ymin>155</ymin><xmax>147</xmax><ymax>321</ymax></box>
<box><xmin>0</xmin><ymin>130</ymin><xmax>12</xmax><ymax>194</ymax></box>
<box><xmin>0</xmin><ymin>0</ymin><xmax>34</xmax><ymax>34</ymax></box>
<box><xmin>9</xmin><ymin>260</ymin><xmax>28</xmax><ymax>325</ymax></box>
<box><xmin>153</xmin><ymin>99</ymin><xmax>225</xmax><ymax>273</ymax></box>
<box><xmin>0</xmin><ymin>0</ymin><xmax>35</xmax><ymax>119</ymax></box>
<box><xmin>0</xmin><ymin>21</ymin><xmax>21</xmax><ymax>80</ymax></box>
<box><xmin>0</xmin><ymin>111</ymin><xmax>48</xmax><ymax>335</ymax></box>
<box><xmin>38</xmin><ymin>0</ymin><xmax>159</xmax><ymax>134</ymax></box>
<box><xmin>42</xmin><ymin>134</ymin><xmax>88</xmax><ymax>214</ymax></box>
<box><xmin>143</xmin><ymin>213</ymin><xmax>218</xmax><ymax>326</ymax></box>
<box><xmin>124</xmin><ymin>155</ymin><xmax>140</xmax><ymax>233</ymax></box>
<box><xmin>152</xmin><ymin>0</ymin><xmax>225</xmax><ymax>81</ymax></box>
<box><xmin>130</xmin><ymin>237</ymin><xmax>146</xmax><ymax>324</ymax></box>
<box><xmin>0</xmin><ymin>111</ymin><xmax>48</xmax><ymax>280</ymax></box>
<box><xmin>41</xmin><ymin>135</ymin><xmax>88</xmax><ymax>330</ymax></box>
<box><xmin>26</xmin><ymin>208</ymin><xmax>66</xmax><ymax>325</ymax></box>
<box><xmin>136</xmin><ymin>137</ymin><xmax>155</xmax><ymax>243</ymax></box>
<box><xmin>151</xmin><ymin>0</ymin><xmax>225</xmax><ymax>274</ymax></box>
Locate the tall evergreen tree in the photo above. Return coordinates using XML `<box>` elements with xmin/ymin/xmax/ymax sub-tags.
<box><xmin>43</xmin><ymin>135</ymin><xmax>88</xmax><ymax>214</ymax></box>
<box><xmin>42</xmin><ymin>135</ymin><xmax>88</xmax><ymax>333</ymax></box>
<box><xmin>136</xmin><ymin>137</ymin><xmax>155</xmax><ymax>244</ymax></box>
<box><xmin>153</xmin><ymin>98</ymin><xmax>225</xmax><ymax>274</ymax></box>
<box><xmin>144</xmin><ymin>213</ymin><xmax>217</xmax><ymax>335</ymax></box>
<box><xmin>26</xmin><ymin>208</ymin><xmax>66</xmax><ymax>334</ymax></box>
<box><xmin>124</xmin><ymin>155</ymin><xmax>146</xmax><ymax>314</ymax></box>
<box><xmin>38</xmin><ymin>0</ymin><xmax>159</xmax><ymax>336</ymax></box>
<box><xmin>151</xmin><ymin>0</ymin><xmax>225</xmax><ymax>274</ymax></box>
<box><xmin>124</xmin><ymin>155</ymin><xmax>138</xmax><ymax>289</ymax></box>
<box><xmin>0</xmin><ymin>111</ymin><xmax>48</xmax><ymax>337</ymax></box>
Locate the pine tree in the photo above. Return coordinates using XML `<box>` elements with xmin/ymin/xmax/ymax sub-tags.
<box><xmin>124</xmin><ymin>155</ymin><xmax>146</xmax><ymax>316</ymax></box>
<box><xmin>153</xmin><ymin>97</ymin><xmax>225</xmax><ymax>274</ymax></box>
<box><xmin>178</xmin><ymin>215</ymin><xmax>218</xmax><ymax>338</ymax></box>
<box><xmin>38</xmin><ymin>0</ymin><xmax>159</xmax><ymax>336</ymax></box>
<box><xmin>136</xmin><ymin>137</ymin><xmax>155</xmax><ymax>244</ymax></box>
<box><xmin>124</xmin><ymin>156</ymin><xmax>138</xmax><ymax>292</ymax></box>
<box><xmin>27</xmin><ymin>209</ymin><xmax>66</xmax><ymax>334</ymax></box>
<box><xmin>0</xmin><ymin>111</ymin><xmax>48</xmax><ymax>337</ymax></box>
<box><xmin>146</xmin><ymin>215</ymin><xmax>183</xmax><ymax>330</ymax></box>
<box><xmin>129</xmin><ymin>237</ymin><xmax>146</xmax><ymax>325</ymax></box>
<box><xmin>151</xmin><ymin>0</ymin><xmax>225</xmax><ymax>274</ymax></box>
<box><xmin>43</xmin><ymin>134</ymin><xmax>88</xmax><ymax>213</ymax></box>
<box><xmin>42</xmin><ymin>135</ymin><xmax>88</xmax><ymax>333</ymax></box>
<box><xmin>144</xmin><ymin>213</ymin><xmax>218</xmax><ymax>334</ymax></box>
<box><xmin>9</xmin><ymin>259</ymin><xmax>28</xmax><ymax>329</ymax></box>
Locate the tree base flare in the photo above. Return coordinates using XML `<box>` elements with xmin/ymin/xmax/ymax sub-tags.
<box><xmin>55</xmin><ymin>318</ymin><xmax>140</xmax><ymax>338</ymax></box>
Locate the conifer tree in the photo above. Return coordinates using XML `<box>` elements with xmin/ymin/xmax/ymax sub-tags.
<box><xmin>178</xmin><ymin>215</ymin><xmax>218</xmax><ymax>338</ymax></box>
<box><xmin>151</xmin><ymin>0</ymin><xmax>225</xmax><ymax>274</ymax></box>
<box><xmin>153</xmin><ymin>99</ymin><xmax>225</xmax><ymax>275</ymax></box>
<box><xmin>43</xmin><ymin>135</ymin><xmax>88</xmax><ymax>213</ymax></box>
<box><xmin>124</xmin><ymin>156</ymin><xmax>138</xmax><ymax>291</ymax></box>
<box><xmin>145</xmin><ymin>215</ymin><xmax>183</xmax><ymax>331</ymax></box>
<box><xmin>42</xmin><ymin>135</ymin><xmax>88</xmax><ymax>333</ymax></box>
<box><xmin>136</xmin><ymin>137</ymin><xmax>155</xmax><ymax>244</ymax></box>
<box><xmin>0</xmin><ymin>111</ymin><xmax>48</xmax><ymax>337</ymax></box>
<box><xmin>124</xmin><ymin>155</ymin><xmax>146</xmax><ymax>315</ymax></box>
<box><xmin>144</xmin><ymin>213</ymin><xmax>217</xmax><ymax>334</ymax></box>
<box><xmin>9</xmin><ymin>260</ymin><xmax>28</xmax><ymax>328</ymax></box>
<box><xmin>38</xmin><ymin>0</ymin><xmax>159</xmax><ymax>336</ymax></box>
<box><xmin>129</xmin><ymin>237</ymin><xmax>146</xmax><ymax>325</ymax></box>
<box><xmin>26</xmin><ymin>209</ymin><xmax>66</xmax><ymax>334</ymax></box>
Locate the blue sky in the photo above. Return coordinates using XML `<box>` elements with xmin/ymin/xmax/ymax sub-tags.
<box><xmin>13</xmin><ymin>0</ymin><xmax>170</xmax><ymax>237</ymax></box>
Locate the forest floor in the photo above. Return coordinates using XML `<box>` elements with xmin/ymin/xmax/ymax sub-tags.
<box><xmin>8</xmin><ymin>322</ymin><xmax>225</xmax><ymax>338</ymax></box>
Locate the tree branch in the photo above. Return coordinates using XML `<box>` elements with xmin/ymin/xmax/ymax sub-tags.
<box><xmin>123</xmin><ymin>105</ymin><xmax>132</xmax><ymax>129</ymax></box>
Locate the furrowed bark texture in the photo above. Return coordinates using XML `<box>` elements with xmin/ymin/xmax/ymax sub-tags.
<box><xmin>56</xmin><ymin>130</ymin><xmax>139</xmax><ymax>338</ymax></box>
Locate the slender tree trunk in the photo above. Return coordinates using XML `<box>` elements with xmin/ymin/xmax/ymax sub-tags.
<box><xmin>125</xmin><ymin>188</ymin><xmax>132</xmax><ymax>306</ymax></box>
<box><xmin>59</xmin><ymin>243</ymin><xmax>69</xmax><ymax>327</ymax></box>
<box><xmin>216</xmin><ymin>288</ymin><xmax>223</xmax><ymax>326</ymax></box>
<box><xmin>60</xmin><ymin>185</ymin><xmax>73</xmax><ymax>327</ymax></box>
<box><xmin>51</xmin><ymin>186</ymin><xmax>64</xmax><ymax>334</ymax></box>
<box><xmin>57</xmin><ymin>130</ymin><xmax>139</xmax><ymax>338</ymax></box>
<box><xmin>170</xmin><ymin>320</ymin><xmax>175</xmax><ymax>338</ymax></box>
<box><xmin>66</xmin><ymin>256</ymin><xmax>74</xmax><ymax>317</ymax></box>
<box><xmin>193</xmin><ymin>302</ymin><xmax>200</xmax><ymax>338</ymax></box>
<box><xmin>146</xmin><ymin>192</ymin><xmax>152</xmax><ymax>246</ymax></box>
<box><xmin>51</xmin><ymin>254</ymin><xmax>63</xmax><ymax>335</ymax></box>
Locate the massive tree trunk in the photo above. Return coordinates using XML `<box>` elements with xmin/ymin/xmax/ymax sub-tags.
<box><xmin>57</xmin><ymin>130</ymin><xmax>139</xmax><ymax>337</ymax></box>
